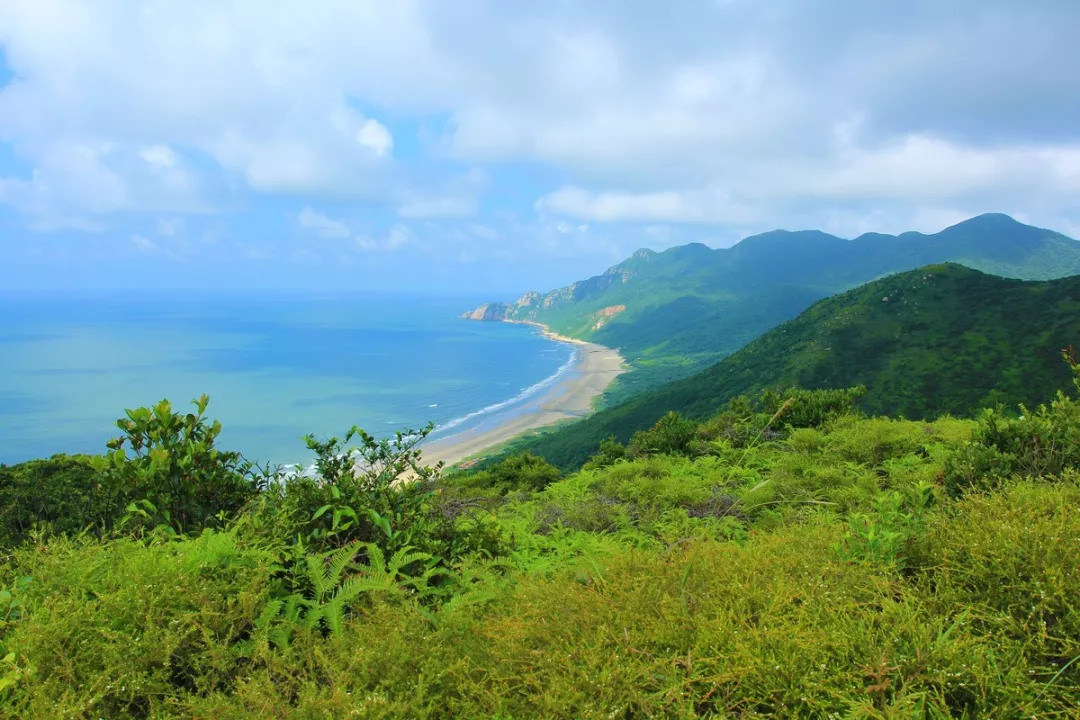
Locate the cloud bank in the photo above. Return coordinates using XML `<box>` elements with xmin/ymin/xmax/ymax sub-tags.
<box><xmin>1</xmin><ymin>0</ymin><xmax>1078</xmax><ymax>289</ymax></box>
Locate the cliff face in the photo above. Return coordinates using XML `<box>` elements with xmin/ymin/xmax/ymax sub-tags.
<box><xmin>461</xmin><ymin>252</ymin><xmax>648</xmax><ymax>326</ymax></box>
<box><xmin>462</xmin><ymin>291</ymin><xmax>543</xmax><ymax>323</ymax></box>
<box><xmin>460</xmin><ymin>302</ymin><xmax>512</xmax><ymax>321</ymax></box>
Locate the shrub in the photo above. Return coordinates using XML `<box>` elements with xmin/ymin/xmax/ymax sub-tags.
<box><xmin>944</xmin><ymin>351</ymin><xmax>1080</xmax><ymax>497</ymax></box>
<box><xmin>837</xmin><ymin>482</ymin><xmax>935</xmax><ymax>569</ymax></box>
<box><xmin>764</xmin><ymin>385</ymin><xmax>867</xmax><ymax>430</ymax></box>
<box><xmin>0</xmin><ymin>455</ymin><xmax>101</xmax><ymax>547</ymax></box>
<box><xmin>580</xmin><ymin>436</ymin><xmax>627</xmax><ymax>471</ymax></box>
<box><xmin>96</xmin><ymin>395</ymin><xmax>260</xmax><ymax>534</ymax></box>
<box><xmin>627</xmin><ymin>411</ymin><xmax>700</xmax><ymax>458</ymax></box>
<box><xmin>261</xmin><ymin>423</ymin><xmax>447</xmax><ymax>556</ymax></box>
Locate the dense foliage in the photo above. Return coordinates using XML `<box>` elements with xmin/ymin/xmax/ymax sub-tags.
<box><xmin>498</xmin><ymin>264</ymin><xmax>1080</xmax><ymax>470</ymax></box>
<box><xmin>0</xmin><ymin>350</ymin><xmax>1079</xmax><ymax>717</ymax></box>
<box><xmin>470</xmin><ymin>214</ymin><xmax>1080</xmax><ymax>403</ymax></box>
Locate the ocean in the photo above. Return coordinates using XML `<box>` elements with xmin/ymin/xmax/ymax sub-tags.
<box><xmin>0</xmin><ymin>292</ymin><xmax>574</xmax><ymax>466</ymax></box>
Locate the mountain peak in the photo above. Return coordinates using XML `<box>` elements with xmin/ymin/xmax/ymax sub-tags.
<box><xmin>663</xmin><ymin>242</ymin><xmax>714</xmax><ymax>258</ymax></box>
<box><xmin>944</xmin><ymin>213</ymin><xmax>1023</xmax><ymax>232</ymax></box>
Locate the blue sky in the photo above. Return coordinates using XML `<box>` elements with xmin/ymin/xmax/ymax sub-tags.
<box><xmin>1</xmin><ymin>0</ymin><xmax>1079</xmax><ymax>294</ymax></box>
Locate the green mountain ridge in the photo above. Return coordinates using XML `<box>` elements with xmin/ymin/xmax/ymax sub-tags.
<box><xmin>496</xmin><ymin>263</ymin><xmax>1080</xmax><ymax>471</ymax></box>
<box><xmin>464</xmin><ymin>213</ymin><xmax>1080</xmax><ymax>401</ymax></box>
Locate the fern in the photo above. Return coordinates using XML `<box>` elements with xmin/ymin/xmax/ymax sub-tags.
<box><xmin>261</xmin><ymin>541</ymin><xmax>439</xmax><ymax>638</ymax></box>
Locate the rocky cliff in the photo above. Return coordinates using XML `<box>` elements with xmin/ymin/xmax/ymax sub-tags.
<box><xmin>461</xmin><ymin>252</ymin><xmax>648</xmax><ymax>326</ymax></box>
<box><xmin>460</xmin><ymin>302</ymin><xmax>512</xmax><ymax>321</ymax></box>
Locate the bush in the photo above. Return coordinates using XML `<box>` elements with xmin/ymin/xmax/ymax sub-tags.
<box><xmin>0</xmin><ymin>455</ymin><xmax>101</xmax><ymax>547</ymax></box>
<box><xmin>96</xmin><ymin>395</ymin><xmax>260</xmax><ymax>534</ymax></box>
<box><xmin>580</xmin><ymin>436</ymin><xmax>627</xmax><ymax>471</ymax></box>
<box><xmin>445</xmin><ymin>453</ymin><xmax>562</xmax><ymax>495</ymax></box>
<box><xmin>627</xmin><ymin>411</ymin><xmax>700</xmax><ymax>458</ymax></box>
<box><xmin>944</xmin><ymin>351</ymin><xmax>1080</xmax><ymax>496</ymax></box>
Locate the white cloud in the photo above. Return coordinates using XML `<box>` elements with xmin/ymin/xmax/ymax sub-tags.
<box><xmin>25</xmin><ymin>216</ymin><xmax>107</xmax><ymax>233</ymax></box>
<box><xmin>130</xmin><ymin>234</ymin><xmax>156</xmax><ymax>252</ymax></box>
<box><xmin>0</xmin><ymin>0</ymin><xmax>408</xmax><ymax>214</ymax></box>
<box><xmin>357</xmin><ymin>119</ymin><xmax>393</xmax><ymax>158</ymax></box>
<box><xmin>796</xmin><ymin>136</ymin><xmax>1080</xmax><ymax>202</ymax></box>
<box><xmin>353</xmin><ymin>224</ymin><xmax>412</xmax><ymax>252</ymax></box>
<box><xmin>158</xmin><ymin>217</ymin><xmax>184</xmax><ymax>236</ymax></box>
<box><xmin>385</xmin><ymin>225</ymin><xmax>410</xmax><ymax>250</ymax></box>
<box><xmin>297</xmin><ymin>207</ymin><xmax>351</xmax><ymax>239</ymax></box>
<box><xmin>139</xmin><ymin>145</ymin><xmax>178</xmax><ymax>169</ymax></box>
<box><xmin>1</xmin><ymin>0</ymin><xmax>1079</xmax><ymax>248</ymax></box>
<box><xmin>538</xmin><ymin>186</ymin><xmax>759</xmax><ymax>224</ymax></box>
<box><xmin>538</xmin><ymin>134</ymin><xmax>1080</xmax><ymax>229</ymax></box>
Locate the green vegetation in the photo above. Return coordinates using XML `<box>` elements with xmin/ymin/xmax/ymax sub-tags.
<box><xmin>1</xmin><ymin>351</ymin><xmax>1079</xmax><ymax>716</ymax></box>
<box><xmin>500</xmin><ymin>263</ymin><xmax>1080</xmax><ymax>471</ymax></box>
<box><xmin>468</xmin><ymin>214</ymin><xmax>1080</xmax><ymax>402</ymax></box>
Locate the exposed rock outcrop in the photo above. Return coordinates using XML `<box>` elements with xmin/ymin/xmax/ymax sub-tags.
<box><xmin>514</xmin><ymin>291</ymin><xmax>541</xmax><ymax>309</ymax></box>
<box><xmin>462</xmin><ymin>253</ymin><xmax>644</xmax><ymax>325</ymax></box>
<box><xmin>592</xmin><ymin>304</ymin><xmax>627</xmax><ymax>330</ymax></box>
<box><xmin>461</xmin><ymin>302</ymin><xmax>511</xmax><ymax>321</ymax></box>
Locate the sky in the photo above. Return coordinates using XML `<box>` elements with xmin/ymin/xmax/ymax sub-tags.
<box><xmin>1</xmin><ymin>0</ymin><xmax>1079</xmax><ymax>294</ymax></box>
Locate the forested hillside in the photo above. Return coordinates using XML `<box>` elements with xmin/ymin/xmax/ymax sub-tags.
<box><xmin>466</xmin><ymin>214</ymin><xmax>1080</xmax><ymax>401</ymax></box>
<box><xmin>496</xmin><ymin>263</ymin><xmax>1080</xmax><ymax>470</ymax></box>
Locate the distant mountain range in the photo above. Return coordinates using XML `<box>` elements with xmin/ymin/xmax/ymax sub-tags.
<box><xmin>464</xmin><ymin>213</ymin><xmax>1080</xmax><ymax>402</ymax></box>
<box><xmin>489</xmin><ymin>263</ymin><xmax>1080</xmax><ymax>471</ymax></box>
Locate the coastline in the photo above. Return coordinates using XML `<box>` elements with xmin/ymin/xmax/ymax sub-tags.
<box><xmin>419</xmin><ymin>322</ymin><xmax>626</xmax><ymax>469</ymax></box>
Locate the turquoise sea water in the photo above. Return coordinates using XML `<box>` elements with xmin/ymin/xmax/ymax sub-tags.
<box><xmin>0</xmin><ymin>292</ymin><xmax>573</xmax><ymax>466</ymax></box>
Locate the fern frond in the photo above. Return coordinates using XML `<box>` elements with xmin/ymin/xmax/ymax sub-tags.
<box><xmin>231</xmin><ymin>639</ymin><xmax>255</xmax><ymax>658</ymax></box>
<box><xmin>268</xmin><ymin>627</ymin><xmax>293</xmax><ymax>650</ymax></box>
<box><xmin>360</xmin><ymin>542</ymin><xmax>387</xmax><ymax>575</ymax></box>
<box><xmin>388</xmin><ymin>546</ymin><xmax>431</xmax><ymax>575</ymax></box>
<box><xmin>304</xmin><ymin>553</ymin><xmax>328</xmax><ymax>597</ymax></box>
<box><xmin>336</xmin><ymin>576</ymin><xmax>398</xmax><ymax>602</ymax></box>
<box><xmin>323</xmin><ymin>598</ymin><xmax>346</xmax><ymax>636</ymax></box>
<box><xmin>324</xmin><ymin>541</ymin><xmax>362</xmax><ymax>589</ymax></box>
<box><xmin>302</xmin><ymin>604</ymin><xmax>324</xmax><ymax>630</ymax></box>
<box><xmin>254</xmin><ymin>599</ymin><xmax>284</xmax><ymax>629</ymax></box>
<box><xmin>282</xmin><ymin>594</ymin><xmax>306</xmax><ymax>623</ymax></box>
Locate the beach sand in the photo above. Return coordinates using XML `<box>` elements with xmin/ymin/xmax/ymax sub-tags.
<box><xmin>418</xmin><ymin>325</ymin><xmax>626</xmax><ymax>469</ymax></box>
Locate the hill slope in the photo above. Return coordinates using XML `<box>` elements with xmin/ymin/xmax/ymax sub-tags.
<box><xmin>500</xmin><ymin>263</ymin><xmax>1080</xmax><ymax>470</ymax></box>
<box><xmin>465</xmin><ymin>214</ymin><xmax>1080</xmax><ymax>401</ymax></box>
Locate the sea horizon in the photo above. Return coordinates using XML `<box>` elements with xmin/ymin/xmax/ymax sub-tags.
<box><xmin>0</xmin><ymin>291</ymin><xmax>575</xmax><ymax>466</ymax></box>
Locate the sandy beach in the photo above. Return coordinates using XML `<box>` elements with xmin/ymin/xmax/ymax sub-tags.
<box><xmin>419</xmin><ymin>324</ymin><xmax>626</xmax><ymax>469</ymax></box>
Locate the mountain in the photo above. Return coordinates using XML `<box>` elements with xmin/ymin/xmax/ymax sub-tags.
<box><xmin>464</xmin><ymin>214</ymin><xmax>1080</xmax><ymax>402</ymax></box>
<box><xmin>495</xmin><ymin>263</ymin><xmax>1080</xmax><ymax>470</ymax></box>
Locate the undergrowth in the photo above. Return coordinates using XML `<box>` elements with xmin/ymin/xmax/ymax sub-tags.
<box><xmin>0</xmin><ymin>352</ymin><xmax>1077</xmax><ymax>717</ymax></box>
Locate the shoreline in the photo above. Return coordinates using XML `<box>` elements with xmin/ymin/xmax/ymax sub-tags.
<box><xmin>419</xmin><ymin>322</ymin><xmax>626</xmax><ymax>469</ymax></box>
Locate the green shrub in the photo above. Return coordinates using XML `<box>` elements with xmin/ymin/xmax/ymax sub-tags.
<box><xmin>256</xmin><ymin>423</ymin><xmax>448</xmax><ymax>557</ymax></box>
<box><xmin>945</xmin><ymin>350</ymin><xmax>1080</xmax><ymax>497</ymax></box>
<box><xmin>6</xmin><ymin>367</ymin><xmax>1080</xmax><ymax>717</ymax></box>
<box><xmin>837</xmin><ymin>482</ymin><xmax>935</xmax><ymax>569</ymax></box>
<box><xmin>580</xmin><ymin>436</ymin><xmax>627</xmax><ymax>471</ymax></box>
<box><xmin>0</xmin><ymin>455</ymin><xmax>101</xmax><ymax>547</ymax></box>
<box><xmin>763</xmin><ymin>384</ymin><xmax>867</xmax><ymax>430</ymax></box>
<box><xmin>627</xmin><ymin>411</ymin><xmax>700</xmax><ymax>458</ymax></box>
<box><xmin>96</xmin><ymin>395</ymin><xmax>260</xmax><ymax>534</ymax></box>
<box><xmin>463</xmin><ymin>453</ymin><xmax>563</xmax><ymax>494</ymax></box>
